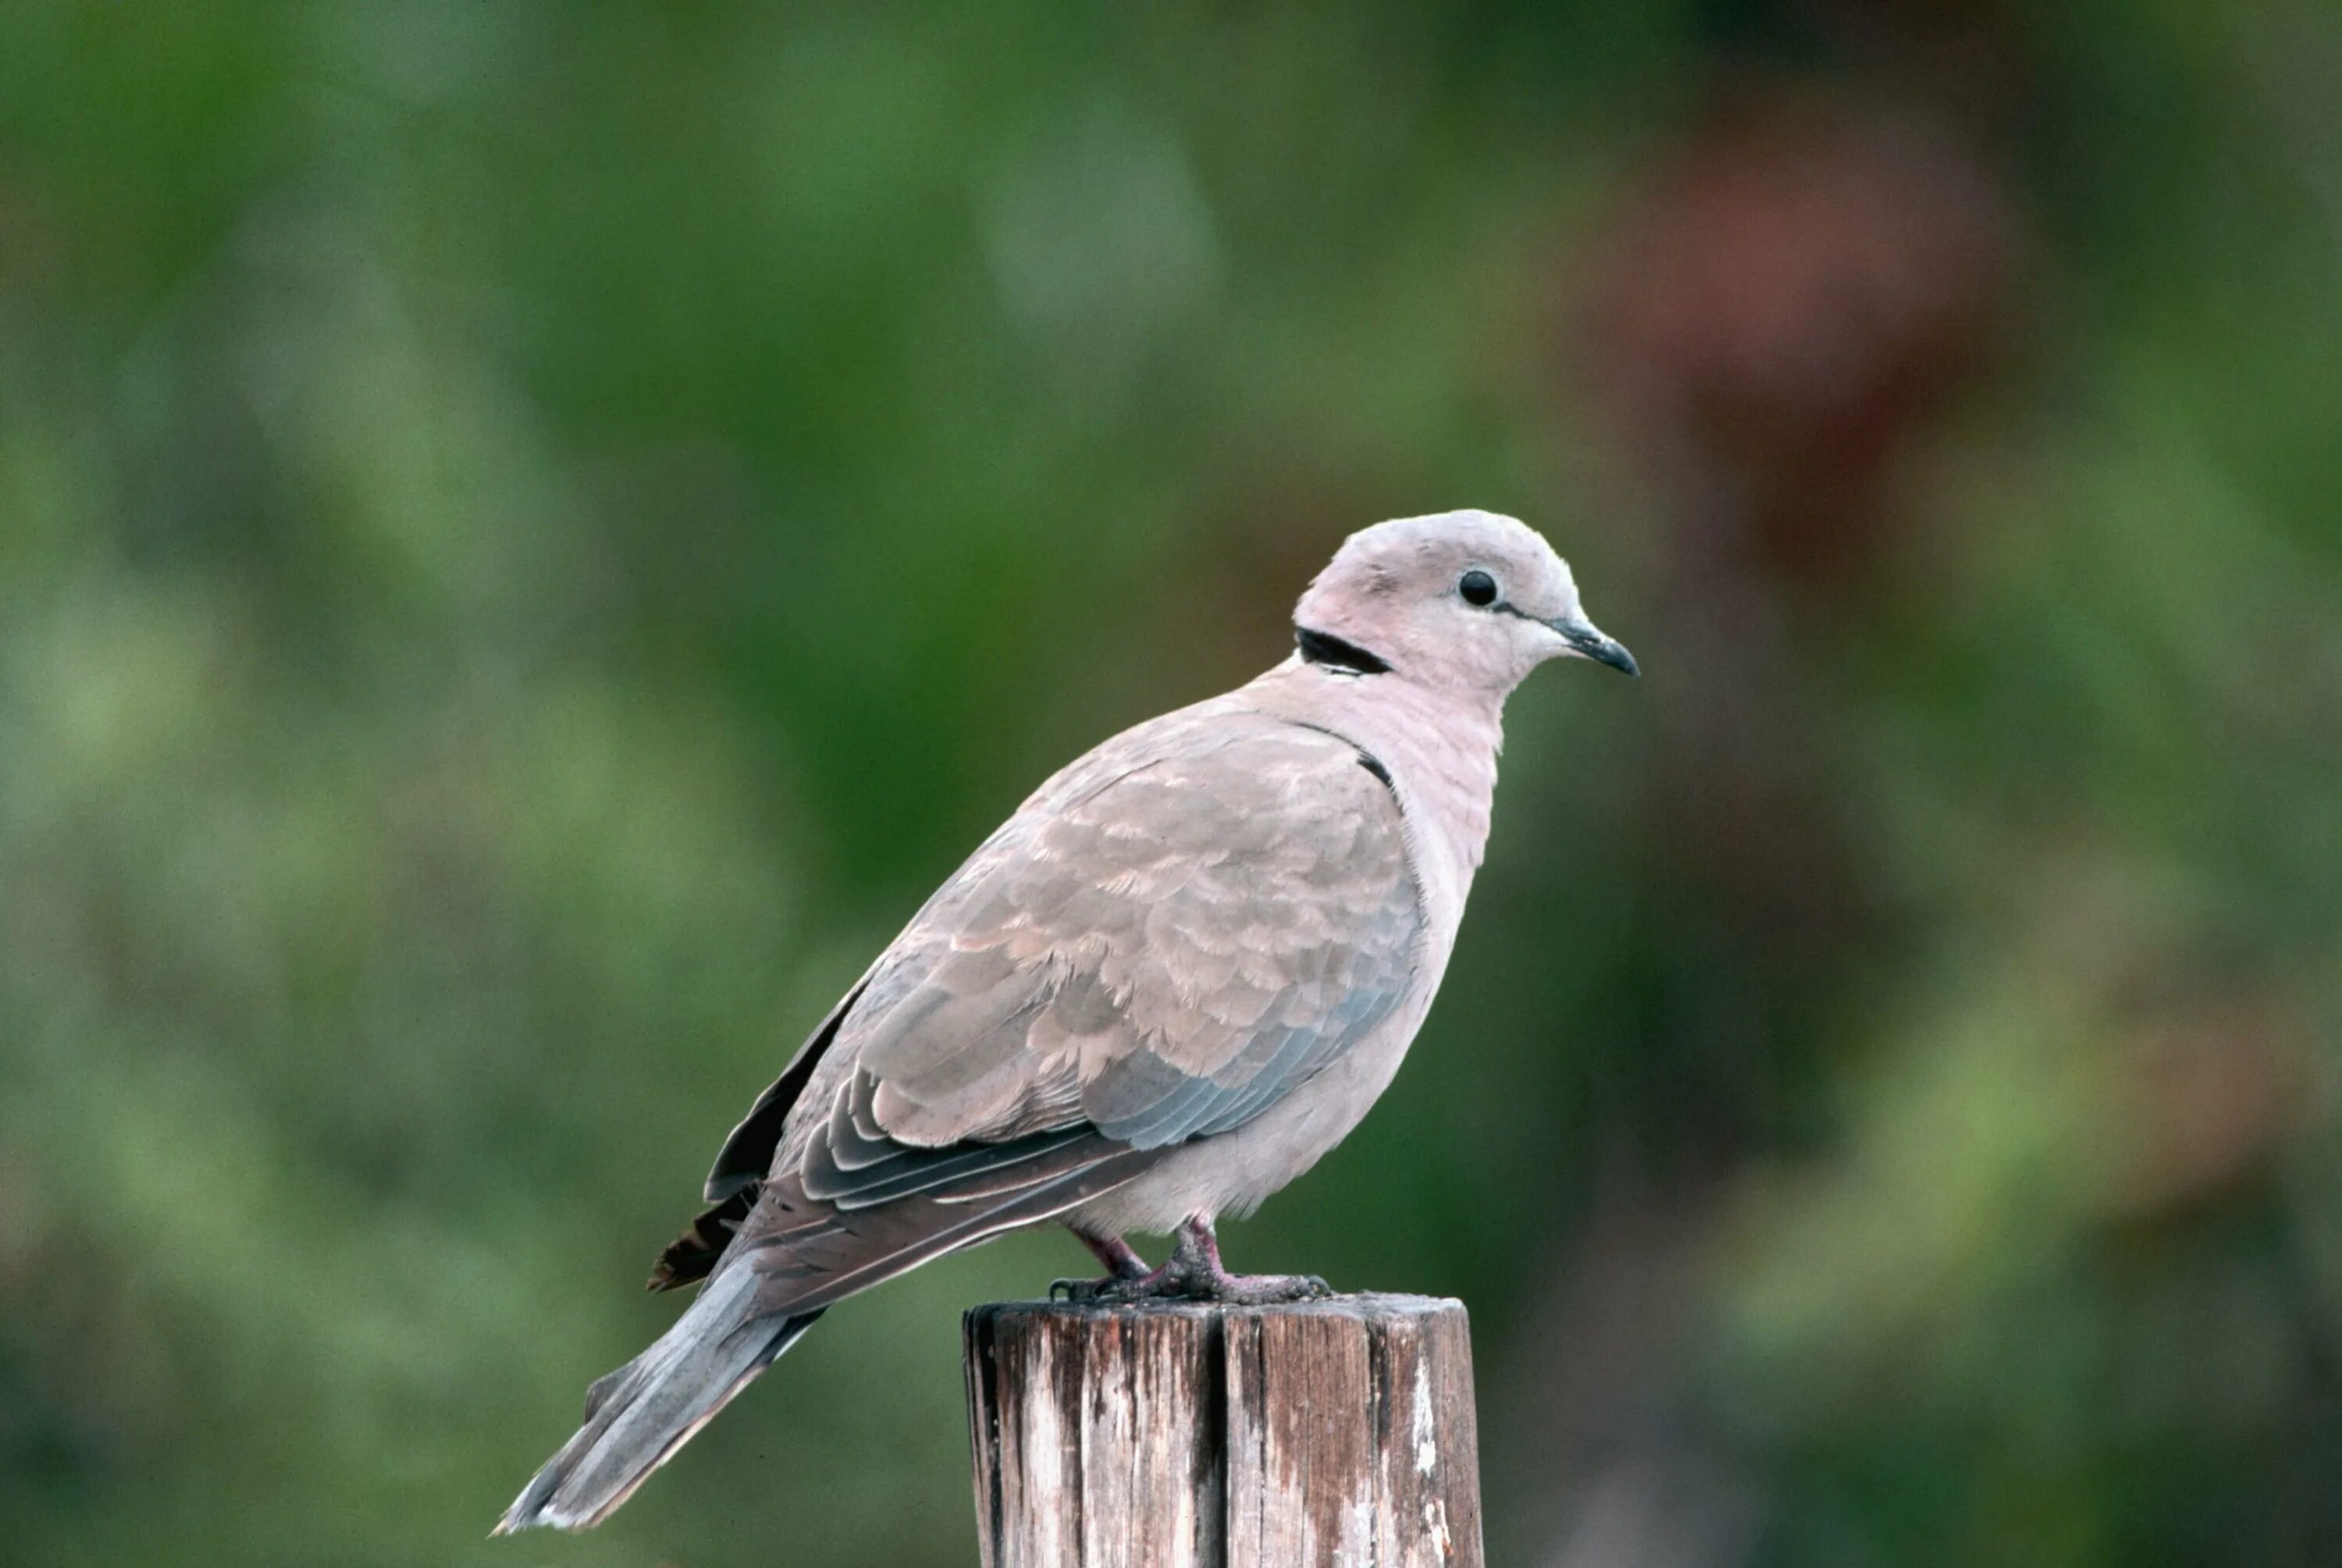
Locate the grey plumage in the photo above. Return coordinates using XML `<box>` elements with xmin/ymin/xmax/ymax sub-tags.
<box><xmin>497</xmin><ymin>510</ymin><xmax>1636</xmax><ymax>1532</ymax></box>
<box><xmin>497</xmin><ymin>1268</ymin><xmax>822</xmax><ymax>1531</ymax></box>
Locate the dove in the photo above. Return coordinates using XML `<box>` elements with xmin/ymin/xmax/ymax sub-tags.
<box><xmin>497</xmin><ymin>509</ymin><xmax>1637</xmax><ymax>1533</ymax></box>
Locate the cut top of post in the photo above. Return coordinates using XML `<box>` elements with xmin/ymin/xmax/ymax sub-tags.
<box><xmin>964</xmin><ymin>1294</ymin><xmax>1483</xmax><ymax>1568</ymax></box>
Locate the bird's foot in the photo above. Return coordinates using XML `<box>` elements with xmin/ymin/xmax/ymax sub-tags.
<box><xmin>1053</xmin><ymin>1218</ymin><xmax>1334</xmax><ymax>1307</ymax></box>
<box><xmin>1052</xmin><ymin>1229</ymin><xmax>1157</xmax><ymax>1303</ymax></box>
<box><xmin>1186</xmin><ymin>1270</ymin><xmax>1333</xmax><ymax>1305</ymax></box>
<box><xmin>1050</xmin><ymin>1263</ymin><xmax>1183</xmax><ymax>1304</ymax></box>
<box><xmin>1048</xmin><ymin>1260</ymin><xmax>1328</xmax><ymax>1305</ymax></box>
<box><xmin>1168</xmin><ymin>1215</ymin><xmax>1335</xmax><ymax>1303</ymax></box>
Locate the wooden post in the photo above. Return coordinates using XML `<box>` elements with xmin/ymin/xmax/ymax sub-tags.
<box><xmin>963</xmin><ymin>1294</ymin><xmax>1484</xmax><ymax>1568</ymax></box>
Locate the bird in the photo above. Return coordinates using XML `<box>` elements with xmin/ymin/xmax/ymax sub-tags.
<box><xmin>496</xmin><ymin>509</ymin><xmax>1638</xmax><ymax>1533</ymax></box>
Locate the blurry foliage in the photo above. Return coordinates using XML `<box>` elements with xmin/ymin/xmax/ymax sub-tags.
<box><xmin>2</xmin><ymin>2</ymin><xmax>2340</xmax><ymax>1565</ymax></box>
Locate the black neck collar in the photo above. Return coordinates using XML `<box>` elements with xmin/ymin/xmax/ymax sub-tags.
<box><xmin>1295</xmin><ymin>626</ymin><xmax>1392</xmax><ymax>676</ymax></box>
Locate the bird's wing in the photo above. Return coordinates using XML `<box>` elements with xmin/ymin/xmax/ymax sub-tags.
<box><xmin>702</xmin><ymin>705</ymin><xmax>1422</xmax><ymax>1313</ymax></box>
<box><xmin>838</xmin><ymin>709</ymin><xmax>1424</xmax><ymax>1152</ymax></box>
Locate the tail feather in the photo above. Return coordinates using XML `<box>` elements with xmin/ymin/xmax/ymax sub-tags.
<box><xmin>496</xmin><ymin>1265</ymin><xmax>820</xmax><ymax>1533</ymax></box>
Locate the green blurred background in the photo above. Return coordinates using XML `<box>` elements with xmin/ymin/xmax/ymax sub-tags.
<box><xmin>5</xmin><ymin>2</ymin><xmax>2340</xmax><ymax>1564</ymax></box>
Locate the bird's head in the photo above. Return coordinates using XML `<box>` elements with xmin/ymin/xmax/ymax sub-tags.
<box><xmin>1291</xmin><ymin>510</ymin><xmax>1638</xmax><ymax>697</ymax></box>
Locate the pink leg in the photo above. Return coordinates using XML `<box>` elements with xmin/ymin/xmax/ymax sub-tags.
<box><xmin>1051</xmin><ymin>1227</ymin><xmax>1155</xmax><ymax>1300</ymax></box>
<box><xmin>1171</xmin><ymin>1216</ymin><xmax>1333</xmax><ymax>1305</ymax></box>
<box><xmin>1076</xmin><ymin>1228</ymin><xmax>1152</xmax><ymax>1280</ymax></box>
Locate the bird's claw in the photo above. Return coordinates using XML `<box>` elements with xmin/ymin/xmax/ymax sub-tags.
<box><xmin>1204</xmin><ymin>1271</ymin><xmax>1334</xmax><ymax>1306</ymax></box>
<box><xmin>1049</xmin><ymin>1275</ymin><xmax>1123</xmax><ymax>1303</ymax></box>
<box><xmin>1051</xmin><ymin>1267</ymin><xmax>1334</xmax><ymax>1307</ymax></box>
<box><xmin>1055</xmin><ymin>1219</ymin><xmax>1334</xmax><ymax>1307</ymax></box>
<box><xmin>1052</xmin><ymin>1270</ymin><xmax>1178</xmax><ymax>1305</ymax></box>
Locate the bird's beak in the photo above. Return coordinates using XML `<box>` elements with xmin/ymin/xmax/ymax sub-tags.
<box><xmin>1547</xmin><ymin>616</ymin><xmax>1639</xmax><ymax>677</ymax></box>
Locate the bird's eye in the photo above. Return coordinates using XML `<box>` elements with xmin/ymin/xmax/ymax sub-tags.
<box><xmin>1458</xmin><ymin>569</ymin><xmax>1498</xmax><ymax>607</ymax></box>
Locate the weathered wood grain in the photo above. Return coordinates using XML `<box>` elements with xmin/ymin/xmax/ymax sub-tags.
<box><xmin>964</xmin><ymin>1295</ymin><xmax>1482</xmax><ymax>1568</ymax></box>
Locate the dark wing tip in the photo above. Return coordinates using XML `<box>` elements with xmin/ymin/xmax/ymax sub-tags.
<box><xmin>646</xmin><ymin>1189</ymin><xmax>754</xmax><ymax>1292</ymax></box>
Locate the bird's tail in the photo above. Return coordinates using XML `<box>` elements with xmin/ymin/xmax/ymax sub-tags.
<box><xmin>495</xmin><ymin>1264</ymin><xmax>820</xmax><ymax>1533</ymax></box>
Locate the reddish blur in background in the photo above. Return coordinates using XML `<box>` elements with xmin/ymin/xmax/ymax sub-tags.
<box><xmin>4</xmin><ymin>4</ymin><xmax>2340</xmax><ymax>1565</ymax></box>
